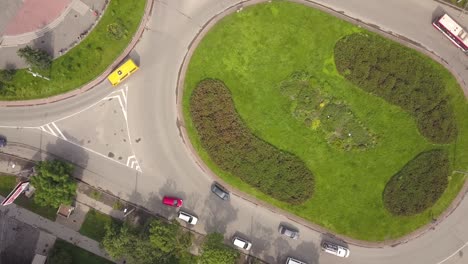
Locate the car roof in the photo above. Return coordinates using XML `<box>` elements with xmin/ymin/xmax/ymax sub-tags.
<box><xmin>233</xmin><ymin>237</ymin><xmax>246</xmax><ymax>247</ymax></box>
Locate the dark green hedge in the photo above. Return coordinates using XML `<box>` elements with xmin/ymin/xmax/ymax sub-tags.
<box><xmin>383</xmin><ymin>149</ymin><xmax>450</xmax><ymax>216</ymax></box>
<box><xmin>190</xmin><ymin>79</ymin><xmax>314</xmax><ymax>204</ymax></box>
<box><xmin>334</xmin><ymin>33</ymin><xmax>457</xmax><ymax>144</ymax></box>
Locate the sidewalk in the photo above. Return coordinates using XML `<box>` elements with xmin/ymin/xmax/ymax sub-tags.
<box><xmin>0</xmin><ymin>195</ymin><xmax>110</xmax><ymax>260</ymax></box>
<box><xmin>0</xmin><ymin>0</ymin><xmax>107</xmax><ymax>69</ymax></box>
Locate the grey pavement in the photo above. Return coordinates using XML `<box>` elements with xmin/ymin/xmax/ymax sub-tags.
<box><xmin>0</xmin><ymin>196</ymin><xmax>111</xmax><ymax>261</ymax></box>
<box><xmin>0</xmin><ymin>0</ymin><xmax>107</xmax><ymax>69</ymax></box>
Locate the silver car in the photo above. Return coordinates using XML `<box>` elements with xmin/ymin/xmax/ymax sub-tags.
<box><xmin>278</xmin><ymin>225</ymin><xmax>299</xmax><ymax>239</ymax></box>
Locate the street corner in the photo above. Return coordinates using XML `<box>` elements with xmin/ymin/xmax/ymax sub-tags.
<box><xmin>39</xmin><ymin>88</ymin><xmax>141</xmax><ymax>172</ymax></box>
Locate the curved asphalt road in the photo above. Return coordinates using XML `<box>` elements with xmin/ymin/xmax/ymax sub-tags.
<box><xmin>0</xmin><ymin>0</ymin><xmax>467</xmax><ymax>263</ymax></box>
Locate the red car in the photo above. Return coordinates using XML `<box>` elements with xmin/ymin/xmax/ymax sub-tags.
<box><xmin>162</xmin><ymin>196</ymin><xmax>183</xmax><ymax>207</ymax></box>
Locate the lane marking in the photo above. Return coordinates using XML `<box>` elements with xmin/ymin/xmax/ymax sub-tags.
<box><xmin>437</xmin><ymin>241</ymin><xmax>468</xmax><ymax>264</ymax></box>
<box><xmin>45</xmin><ymin>124</ymin><xmax>57</xmax><ymax>136</ymax></box>
<box><xmin>51</xmin><ymin>122</ymin><xmax>67</xmax><ymax>140</ymax></box>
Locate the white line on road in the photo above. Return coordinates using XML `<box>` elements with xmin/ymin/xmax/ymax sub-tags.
<box><xmin>436</xmin><ymin>241</ymin><xmax>468</xmax><ymax>264</ymax></box>
<box><xmin>51</xmin><ymin>122</ymin><xmax>67</xmax><ymax>140</ymax></box>
<box><xmin>45</xmin><ymin>124</ymin><xmax>57</xmax><ymax>136</ymax></box>
<box><xmin>126</xmin><ymin>155</ymin><xmax>135</xmax><ymax>166</ymax></box>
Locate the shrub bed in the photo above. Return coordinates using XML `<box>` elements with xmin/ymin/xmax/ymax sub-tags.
<box><xmin>334</xmin><ymin>33</ymin><xmax>457</xmax><ymax>144</ymax></box>
<box><xmin>383</xmin><ymin>149</ymin><xmax>450</xmax><ymax>216</ymax></box>
<box><xmin>190</xmin><ymin>79</ymin><xmax>314</xmax><ymax>204</ymax></box>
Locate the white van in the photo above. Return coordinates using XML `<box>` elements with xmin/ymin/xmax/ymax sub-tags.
<box><xmin>286</xmin><ymin>257</ymin><xmax>307</xmax><ymax>264</ymax></box>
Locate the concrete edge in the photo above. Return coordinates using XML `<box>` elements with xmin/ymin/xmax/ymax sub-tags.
<box><xmin>0</xmin><ymin>0</ymin><xmax>154</xmax><ymax>107</ymax></box>
<box><xmin>175</xmin><ymin>0</ymin><xmax>468</xmax><ymax>249</ymax></box>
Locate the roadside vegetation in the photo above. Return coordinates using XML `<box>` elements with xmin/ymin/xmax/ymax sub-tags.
<box><xmin>383</xmin><ymin>149</ymin><xmax>450</xmax><ymax>216</ymax></box>
<box><xmin>190</xmin><ymin>79</ymin><xmax>314</xmax><ymax>204</ymax></box>
<box><xmin>102</xmin><ymin>219</ymin><xmax>195</xmax><ymax>264</ymax></box>
<box><xmin>198</xmin><ymin>233</ymin><xmax>239</xmax><ymax>264</ymax></box>
<box><xmin>31</xmin><ymin>159</ymin><xmax>76</xmax><ymax>208</ymax></box>
<box><xmin>183</xmin><ymin>1</ymin><xmax>468</xmax><ymax>240</ymax></box>
<box><xmin>0</xmin><ymin>0</ymin><xmax>146</xmax><ymax>100</ymax></box>
<box><xmin>48</xmin><ymin>239</ymin><xmax>114</xmax><ymax>264</ymax></box>
<box><xmin>0</xmin><ymin>175</ymin><xmax>57</xmax><ymax>220</ymax></box>
<box><xmin>79</xmin><ymin>209</ymin><xmax>121</xmax><ymax>242</ymax></box>
<box><xmin>334</xmin><ymin>33</ymin><xmax>457</xmax><ymax>144</ymax></box>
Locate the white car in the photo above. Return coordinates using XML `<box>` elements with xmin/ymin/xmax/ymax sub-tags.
<box><xmin>177</xmin><ymin>211</ymin><xmax>198</xmax><ymax>225</ymax></box>
<box><xmin>232</xmin><ymin>236</ymin><xmax>252</xmax><ymax>250</ymax></box>
<box><xmin>286</xmin><ymin>257</ymin><xmax>307</xmax><ymax>264</ymax></box>
<box><xmin>321</xmin><ymin>242</ymin><xmax>350</xmax><ymax>258</ymax></box>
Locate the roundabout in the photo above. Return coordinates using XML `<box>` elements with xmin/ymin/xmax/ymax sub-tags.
<box><xmin>1</xmin><ymin>0</ymin><xmax>468</xmax><ymax>263</ymax></box>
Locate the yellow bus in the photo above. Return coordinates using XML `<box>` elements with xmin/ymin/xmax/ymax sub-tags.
<box><xmin>107</xmin><ymin>59</ymin><xmax>139</xmax><ymax>86</ymax></box>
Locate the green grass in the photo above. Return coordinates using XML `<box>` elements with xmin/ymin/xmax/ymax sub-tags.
<box><xmin>444</xmin><ymin>0</ymin><xmax>468</xmax><ymax>8</ymax></box>
<box><xmin>0</xmin><ymin>175</ymin><xmax>57</xmax><ymax>220</ymax></box>
<box><xmin>49</xmin><ymin>239</ymin><xmax>114</xmax><ymax>264</ymax></box>
<box><xmin>80</xmin><ymin>209</ymin><xmax>121</xmax><ymax>242</ymax></box>
<box><xmin>190</xmin><ymin>79</ymin><xmax>314</xmax><ymax>204</ymax></box>
<box><xmin>0</xmin><ymin>0</ymin><xmax>146</xmax><ymax>100</ymax></box>
<box><xmin>182</xmin><ymin>1</ymin><xmax>468</xmax><ymax>241</ymax></box>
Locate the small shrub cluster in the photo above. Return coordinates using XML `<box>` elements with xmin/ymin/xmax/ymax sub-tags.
<box><xmin>280</xmin><ymin>72</ymin><xmax>376</xmax><ymax>151</ymax></box>
<box><xmin>107</xmin><ymin>22</ymin><xmax>128</xmax><ymax>40</ymax></box>
<box><xmin>190</xmin><ymin>79</ymin><xmax>314</xmax><ymax>204</ymax></box>
<box><xmin>383</xmin><ymin>149</ymin><xmax>450</xmax><ymax>216</ymax></box>
<box><xmin>334</xmin><ymin>33</ymin><xmax>457</xmax><ymax>144</ymax></box>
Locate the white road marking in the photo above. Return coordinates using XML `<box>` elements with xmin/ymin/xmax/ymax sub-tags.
<box><xmin>45</xmin><ymin>124</ymin><xmax>57</xmax><ymax>136</ymax></box>
<box><xmin>126</xmin><ymin>155</ymin><xmax>134</xmax><ymax>166</ymax></box>
<box><xmin>437</xmin><ymin>241</ymin><xmax>468</xmax><ymax>264</ymax></box>
<box><xmin>51</xmin><ymin>122</ymin><xmax>67</xmax><ymax>140</ymax></box>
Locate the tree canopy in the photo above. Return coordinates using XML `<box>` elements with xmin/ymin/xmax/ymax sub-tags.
<box><xmin>31</xmin><ymin>159</ymin><xmax>76</xmax><ymax>208</ymax></box>
<box><xmin>17</xmin><ymin>46</ymin><xmax>52</xmax><ymax>70</ymax></box>
<box><xmin>198</xmin><ymin>233</ymin><xmax>239</xmax><ymax>264</ymax></box>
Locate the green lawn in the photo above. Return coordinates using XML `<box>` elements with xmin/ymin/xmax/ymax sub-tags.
<box><xmin>0</xmin><ymin>175</ymin><xmax>57</xmax><ymax>220</ymax></box>
<box><xmin>0</xmin><ymin>0</ymin><xmax>146</xmax><ymax>100</ymax></box>
<box><xmin>48</xmin><ymin>239</ymin><xmax>114</xmax><ymax>264</ymax></box>
<box><xmin>183</xmin><ymin>1</ymin><xmax>468</xmax><ymax>241</ymax></box>
<box><xmin>79</xmin><ymin>209</ymin><xmax>121</xmax><ymax>242</ymax></box>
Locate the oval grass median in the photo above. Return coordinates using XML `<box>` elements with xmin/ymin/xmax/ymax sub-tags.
<box><xmin>182</xmin><ymin>1</ymin><xmax>468</xmax><ymax>241</ymax></box>
<box><xmin>0</xmin><ymin>0</ymin><xmax>146</xmax><ymax>100</ymax></box>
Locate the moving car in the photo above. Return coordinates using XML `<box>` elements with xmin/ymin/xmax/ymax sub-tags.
<box><xmin>232</xmin><ymin>236</ymin><xmax>252</xmax><ymax>250</ymax></box>
<box><xmin>0</xmin><ymin>136</ymin><xmax>6</xmax><ymax>148</ymax></box>
<box><xmin>286</xmin><ymin>257</ymin><xmax>307</xmax><ymax>264</ymax></box>
<box><xmin>278</xmin><ymin>225</ymin><xmax>299</xmax><ymax>239</ymax></box>
<box><xmin>162</xmin><ymin>196</ymin><xmax>183</xmax><ymax>207</ymax></box>
<box><xmin>321</xmin><ymin>242</ymin><xmax>350</xmax><ymax>258</ymax></box>
<box><xmin>178</xmin><ymin>211</ymin><xmax>198</xmax><ymax>225</ymax></box>
<box><xmin>211</xmin><ymin>183</ymin><xmax>230</xmax><ymax>200</ymax></box>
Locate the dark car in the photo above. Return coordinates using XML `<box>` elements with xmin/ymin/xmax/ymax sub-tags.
<box><xmin>211</xmin><ymin>183</ymin><xmax>230</xmax><ymax>200</ymax></box>
<box><xmin>0</xmin><ymin>137</ymin><xmax>6</xmax><ymax>148</ymax></box>
<box><xmin>278</xmin><ymin>225</ymin><xmax>299</xmax><ymax>239</ymax></box>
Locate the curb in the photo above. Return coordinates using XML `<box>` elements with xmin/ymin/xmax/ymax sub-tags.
<box><xmin>0</xmin><ymin>0</ymin><xmax>154</xmax><ymax>107</ymax></box>
<box><xmin>175</xmin><ymin>0</ymin><xmax>468</xmax><ymax>249</ymax></box>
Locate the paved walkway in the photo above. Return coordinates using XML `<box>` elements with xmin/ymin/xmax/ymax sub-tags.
<box><xmin>0</xmin><ymin>196</ymin><xmax>110</xmax><ymax>260</ymax></box>
<box><xmin>0</xmin><ymin>0</ymin><xmax>107</xmax><ymax>69</ymax></box>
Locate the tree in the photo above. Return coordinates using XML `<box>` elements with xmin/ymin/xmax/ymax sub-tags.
<box><xmin>198</xmin><ymin>233</ymin><xmax>239</xmax><ymax>264</ymax></box>
<box><xmin>17</xmin><ymin>46</ymin><xmax>52</xmax><ymax>70</ymax></box>
<box><xmin>31</xmin><ymin>160</ymin><xmax>76</xmax><ymax>207</ymax></box>
<box><xmin>149</xmin><ymin>219</ymin><xmax>193</xmax><ymax>258</ymax></box>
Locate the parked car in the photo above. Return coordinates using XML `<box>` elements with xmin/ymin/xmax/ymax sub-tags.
<box><xmin>177</xmin><ymin>211</ymin><xmax>198</xmax><ymax>225</ymax></box>
<box><xmin>211</xmin><ymin>183</ymin><xmax>230</xmax><ymax>200</ymax></box>
<box><xmin>286</xmin><ymin>257</ymin><xmax>307</xmax><ymax>264</ymax></box>
<box><xmin>232</xmin><ymin>236</ymin><xmax>252</xmax><ymax>250</ymax></box>
<box><xmin>162</xmin><ymin>196</ymin><xmax>183</xmax><ymax>207</ymax></box>
<box><xmin>278</xmin><ymin>225</ymin><xmax>299</xmax><ymax>239</ymax></box>
<box><xmin>0</xmin><ymin>137</ymin><xmax>6</xmax><ymax>148</ymax></box>
<box><xmin>321</xmin><ymin>242</ymin><xmax>350</xmax><ymax>258</ymax></box>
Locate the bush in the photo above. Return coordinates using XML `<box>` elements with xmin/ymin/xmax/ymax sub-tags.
<box><xmin>383</xmin><ymin>149</ymin><xmax>450</xmax><ymax>216</ymax></box>
<box><xmin>17</xmin><ymin>46</ymin><xmax>52</xmax><ymax>70</ymax></box>
<box><xmin>107</xmin><ymin>22</ymin><xmax>127</xmax><ymax>40</ymax></box>
<box><xmin>198</xmin><ymin>233</ymin><xmax>239</xmax><ymax>264</ymax></box>
<box><xmin>190</xmin><ymin>79</ymin><xmax>314</xmax><ymax>204</ymax></box>
<box><xmin>334</xmin><ymin>33</ymin><xmax>457</xmax><ymax>144</ymax></box>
